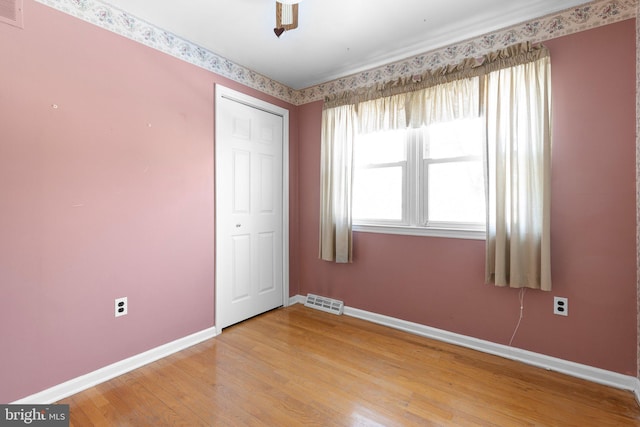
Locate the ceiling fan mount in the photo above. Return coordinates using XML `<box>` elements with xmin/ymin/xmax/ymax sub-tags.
<box><xmin>274</xmin><ymin>0</ymin><xmax>303</xmax><ymax>38</ymax></box>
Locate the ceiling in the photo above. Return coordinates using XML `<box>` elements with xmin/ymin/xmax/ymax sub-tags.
<box><xmin>101</xmin><ymin>0</ymin><xmax>592</xmax><ymax>90</ymax></box>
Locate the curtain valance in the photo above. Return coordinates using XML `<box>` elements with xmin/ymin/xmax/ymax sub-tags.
<box><xmin>323</xmin><ymin>42</ymin><xmax>549</xmax><ymax>110</ymax></box>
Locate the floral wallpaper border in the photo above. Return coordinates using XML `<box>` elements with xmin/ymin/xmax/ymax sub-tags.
<box><xmin>297</xmin><ymin>0</ymin><xmax>637</xmax><ymax>104</ymax></box>
<box><xmin>33</xmin><ymin>0</ymin><xmax>298</xmax><ymax>103</ymax></box>
<box><xmin>35</xmin><ymin>0</ymin><xmax>636</xmax><ymax>106</ymax></box>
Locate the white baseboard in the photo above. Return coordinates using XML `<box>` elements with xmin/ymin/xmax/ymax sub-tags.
<box><xmin>14</xmin><ymin>295</ymin><xmax>310</xmax><ymax>404</ymax></box>
<box><xmin>288</xmin><ymin>294</ymin><xmax>305</xmax><ymax>306</ymax></box>
<box><xmin>14</xmin><ymin>297</ymin><xmax>639</xmax><ymax>404</ymax></box>
<box><xmin>12</xmin><ymin>326</ymin><xmax>218</xmax><ymax>404</ymax></box>
<box><xmin>292</xmin><ymin>295</ymin><xmax>638</xmax><ymax>393</ymax></box>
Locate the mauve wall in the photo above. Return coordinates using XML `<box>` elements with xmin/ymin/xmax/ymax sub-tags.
<box><xmin>298</xmin><ymin>19</ymin><xmax>637</xmax><ymax>375</ymax></box>
<box><xmin>0</xmin><ymin>1</ymin><xmax>298</xmax><ymax>403</ymax></box>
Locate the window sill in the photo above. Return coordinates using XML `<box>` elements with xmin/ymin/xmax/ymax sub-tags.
<box><xmin>352</xmin><ymin>224</ymin><xmax>486</xmax><ymax>240</ymax></box>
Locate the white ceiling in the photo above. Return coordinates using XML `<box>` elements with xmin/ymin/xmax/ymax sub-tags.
<box><xmin>101</xmin><ymin>0</ymin><xmax>592</xmax><ymax>90</ymax></box>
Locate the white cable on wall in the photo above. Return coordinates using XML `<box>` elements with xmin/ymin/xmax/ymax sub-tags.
<box><xmin>508</xmin><ymin>288</ymin><xmax>526</xmax><ymax>346</ymax></box>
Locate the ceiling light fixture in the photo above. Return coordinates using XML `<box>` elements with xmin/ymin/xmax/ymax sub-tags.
<box><xmin>274</xmin><ymin>0</ymin><xmax>303</xmax><ymax>38</ymax></box>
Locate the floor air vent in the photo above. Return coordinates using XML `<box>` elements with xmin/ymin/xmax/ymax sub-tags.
<box><xmin>304</xmin><ymin>294</ymin><xmax>344</xmax><ymax>315</ymax></box>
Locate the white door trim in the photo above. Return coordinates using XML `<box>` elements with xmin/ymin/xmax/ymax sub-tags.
<box><xmin>214</xmin><ymin>85</ymin><xmax>290</xmax><ymax>331</ymax></box>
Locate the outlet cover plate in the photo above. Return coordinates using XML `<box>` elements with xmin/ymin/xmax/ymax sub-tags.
<box><xmin>115</xmin><ymin>297</ymin><xmax>128</xmax><ymax>317</ymax></box>
<box><xmin>553</xmin><ymin>296</ymin><xmax>568</xmax><ymax>316</ymax></box>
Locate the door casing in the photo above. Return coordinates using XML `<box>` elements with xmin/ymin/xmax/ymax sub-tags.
<box><xmin>214</xmin><ymin>84</ymin><xmax>290</xmax><ymax>331</ymax></box>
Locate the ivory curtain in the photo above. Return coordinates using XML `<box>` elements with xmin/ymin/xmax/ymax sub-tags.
<box><xmin>319</xmin><ymin>105</ymin><xmax>357</xmax><ymax>262</ymax></box>
<box><xmin>483</xmin><ymin>54</ymin><xmax>552</xmax><ymax>290</ymax></box>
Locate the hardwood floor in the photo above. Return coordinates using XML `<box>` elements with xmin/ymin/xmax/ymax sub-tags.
<box><xmin>60</xmin><ymin>304</ymin><xmax>640</xmax><ymax>426</ymax></box>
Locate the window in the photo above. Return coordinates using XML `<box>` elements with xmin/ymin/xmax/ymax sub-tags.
<box><xmin>353</xmin><ymin>128</ymin><xmax>407</xmax><ymax>223</ymax></box>
<box><xmin>352</xmin><ymin>118</ymin><xmax>485</xmax><ymax>239</ymax></box>
<box><xmin>321</xmin><ymin>44</ymin><xmax>550</xmax><ymax>282</ymax></box>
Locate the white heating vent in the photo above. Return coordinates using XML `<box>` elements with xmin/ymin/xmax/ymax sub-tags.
<box><xmin>304</xmin><ymin>294</ymin><xmax>344</xmax><ymax>315</ymax></box>
<box><xmin>0</xmin><ymin>0</ymin><xmax>23</xmax><ymax>28</ymax></box>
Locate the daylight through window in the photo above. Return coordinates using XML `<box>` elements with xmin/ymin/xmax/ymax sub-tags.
<box><xmin>352</xmin><ymin>118</ymin><xmax>485</xmax><ymax>239</ymax></box>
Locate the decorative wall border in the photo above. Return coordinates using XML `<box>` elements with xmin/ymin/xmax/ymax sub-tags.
<box><xmin>294</xmin><ymin>0</ymin><xmax>637</xmax><ymax>104</ymax></box>
<box><xmin>33</xmin><ymin>0</ymin><xmax>297</xmax><ymax>103</ymax></box>
<box><xmin>35</xmin><ymin>0</ymin><xmax>636</xmax><ymax>106</ymax></box>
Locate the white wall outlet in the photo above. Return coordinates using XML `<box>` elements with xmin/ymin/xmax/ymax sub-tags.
<box><xmin>115</xmin><ymin>297</ymin><xmax>128</xmax><ymax>317</ymax></box>
<box><xmin>553</xmin><ymin>296</ymin><xmax>568</xmax><ymax>316</ymax></box>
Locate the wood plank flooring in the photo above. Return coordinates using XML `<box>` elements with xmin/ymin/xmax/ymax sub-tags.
<box><xmin>59</xmin><ymin>304</ymin><xmax>640</xmax><ymax>426</ymax></box>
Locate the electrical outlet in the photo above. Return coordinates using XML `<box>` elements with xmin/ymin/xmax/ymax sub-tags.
<box><xmin>553</xmin><ymin>296</ymin><xmax>568</xmax><ymax>316</ymax></box>
<box><xmin>115</xmin><ymin>297</ymin><xmax>128</xmax><ymax>317</ymax></box>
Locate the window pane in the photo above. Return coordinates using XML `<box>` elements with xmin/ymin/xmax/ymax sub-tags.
<box><xmin>353</xmin><ymin>166</ymin><xmax>403</xmax><ymax>221</ymax></box>
<box><xmin>427</xmin><ymin>161</ymin><xmax>485</xmax><ymax>223</ymax></box>
<box><xmin>355</xmin><ymin>129</ymin><xmax>406</xmax><ymax>166</ymax></box>
<box><xmin>424</xmin><ymin>118</ymin><xmax>483</xmax><ymax>159</ymax></box>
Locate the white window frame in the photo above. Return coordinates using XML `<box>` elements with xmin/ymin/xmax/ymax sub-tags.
<box><xmin>353</xmin><ymin>126</ymin><xmax>486</xmax><ymax>240</ymax></box>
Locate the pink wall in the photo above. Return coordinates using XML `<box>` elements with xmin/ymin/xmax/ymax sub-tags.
<box><xmin>0</xmin><ymin>1</ymin><xmax>298</xmax><ymax>403</ymax></box>
<box><xmin>297</xmin><ymin>19</ymin><xmax>638</xmax><ymax>375</ymax></box>
<box><xmin>1</xmin><ymin>0</ymin><xmax>635</xmax><ymax>405</ymax></box>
